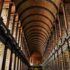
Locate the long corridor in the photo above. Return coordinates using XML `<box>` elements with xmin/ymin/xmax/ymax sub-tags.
<box><xmin>0</xmin><ymin>0</ymin><xmax>70</xmax><ymax>70</ymax></box>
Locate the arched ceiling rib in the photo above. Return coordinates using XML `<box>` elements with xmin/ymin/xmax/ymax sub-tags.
<box><xmin>13</xmin><ymin>0</ymin><xmax>61</xmax><ymax>62</ymax></box>
<box><xmin>21</xmin><ymin>13</ymin><xmax>53</xmax><ymax>27</ymax></box>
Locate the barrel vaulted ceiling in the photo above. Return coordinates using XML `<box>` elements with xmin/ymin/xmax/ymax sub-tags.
<box><xmin>12</xmin><ymin>0</ymin><xmax>61</xmax><ymax>58</ymax></box>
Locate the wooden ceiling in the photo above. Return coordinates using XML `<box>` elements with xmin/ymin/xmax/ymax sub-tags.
<box><xmin>12</xmin><ymin>0</ymin><xmax>61</xmax><ymax>61</ymax></box>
